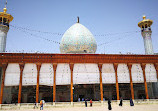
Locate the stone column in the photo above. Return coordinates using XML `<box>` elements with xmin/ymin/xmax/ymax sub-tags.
<box><xmin>141</xmin><ymin>63</ymin><xmax>149</xmax><ymax>99</ymax></box>
<box><xmin>53</xmin><ymin>63</ymin><xmax>57</xmax><ymax>103</ymax></box>
<box><xmin>113</xmin><ymin>63</ymin><xmax>120</xmax><ymax>100</ymax></box>
<box><xmin>70</xmin><ymin>63</ymin><xmax>74</xmax><ymax>104</ymax></box>
<box><xmin>127</xmin><ymin>63</ymin><xmax>134</xmax><ymax>100</ymax></box>
<box><xmin>98</xmin><ymin>64</ymin><xmax>103</xmax><ymax>102</ymax></box>
<box><xmin>18</xmin><ymin>63</ymin><xmax>25</xmax><ymax>103</ymax></box>
<box><xmin>0</xmin><ymin>63</ymin><xmax>8</xmax><ymax>104</ymax></box>
<box><xmin>36</xmin><ymin>63</ymin><xmax>41</xmax><ymax>103</ymax></box>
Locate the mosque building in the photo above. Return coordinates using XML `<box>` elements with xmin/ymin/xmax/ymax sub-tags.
<box><xmin>0</xmin><ymin>4</ymin><xmax>158</xmax><ymax>105</ymax></box>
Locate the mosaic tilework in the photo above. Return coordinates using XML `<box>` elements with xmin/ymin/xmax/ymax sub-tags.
<box><xmin>60</xmin><ymin>23</ymin><xmax>97</xmax><ymax>54</ymax></box>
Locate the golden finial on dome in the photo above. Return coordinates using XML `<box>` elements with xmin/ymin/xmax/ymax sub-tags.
<box><xmin>3</xmin><ymin>8</ymin><xmax>7</xmax><ymax>13</ymax></box>
<box><xmin>143</xmin><ymin>15</ymin><xmax>146</xmax><ymax>20</ymax></box>
<box><xmin>3</xmin><ymin>0</ymin><xmax>7</xmax><ymax>13</ymax></box>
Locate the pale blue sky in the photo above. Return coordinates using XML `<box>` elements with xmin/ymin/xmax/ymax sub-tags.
<box><xmin>0</xmin><ymin>0</ymin><xmax>158</xmax><ymax>54</ymax></box>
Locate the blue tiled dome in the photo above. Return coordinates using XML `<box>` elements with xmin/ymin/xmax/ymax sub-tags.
<box><xmin>60</xmin><ymin>23</ymin><xmax>97</xmax><ymax>54</ymax></box>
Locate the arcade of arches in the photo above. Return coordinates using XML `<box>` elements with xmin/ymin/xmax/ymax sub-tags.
<box><xmin>0</xmin><ymin>53</ymin><xmax>158</xmax><ymax>104</ymax></box>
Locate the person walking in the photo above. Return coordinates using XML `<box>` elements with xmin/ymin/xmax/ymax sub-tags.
<box><xmin>78</xmin><ymin>98</ymin><xmax>80</xmax><ymax>102</ymax></box>
<box><xmin>130</xmin><ymin>98</ymin><xmax>134</xmax><ymax>106</ymax></box>
<box><xmin>119</xmin><ymin>97</ymin><xmax>123</xmax><ymax>106</ymax></box>
<box><xmin>34</xmin><ymin>101</ymin><xmax>38</xmax><ymax>109</ymax></box>
<box><xmin>108</xmin><ymin>99</ymin><xmax>112</xmax><ymax>110</ymax></box>
<box><xmin>40</xmin><ymin>100</ymin><xmax>43</xmax><ymax>110</ymax></box>
<box><xmin>90</xmin><ymin>99</ymin><xmax>92</xmax><ymax>107</ymax></box>
<box><xmin>85</xmin><ymin>99</ymin><xmax>87</xmax><ymax>107</ymax></box>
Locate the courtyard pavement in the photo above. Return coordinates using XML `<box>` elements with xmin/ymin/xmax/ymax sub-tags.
<box><xmin>4</xmin><ymin>104</ymin><xmax>158</xmax><ymax>111</ymax></box>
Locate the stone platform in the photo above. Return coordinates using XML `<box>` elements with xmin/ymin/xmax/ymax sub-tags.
<box><xmin>1</xmin><ymin>99</ymin><xmax>158</xmax><ymax>110</ymax></box>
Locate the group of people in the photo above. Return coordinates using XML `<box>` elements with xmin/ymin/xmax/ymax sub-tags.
<box><xmin>36</xmin><ymin>97</ymin><xmax>134</xmax><ymax>110</ymax></box>
<box><xmin>84</xmin><ymin>97</ymin><xmax>134</xmax><ymax>110</ymax></box>
<box><xmin>85</xmin><ymin>99</ymin><xmax>93</xmax><ymax>107</ymax></box>
<box><xmin>108</xmin><ymin>98</ymin><xmax>134</xmax><ymax>110</ymax></box>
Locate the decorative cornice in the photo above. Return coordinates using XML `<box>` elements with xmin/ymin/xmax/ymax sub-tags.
<box><xmin>0</xmin><ymin>53</ymin><xmax>158</xmax><ymax>64</ymax></box>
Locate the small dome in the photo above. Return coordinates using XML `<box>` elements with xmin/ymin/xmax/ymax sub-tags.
<box><xmin>60</xmin><ymin>23</ymin><xmax>97</xmax><ymax>54</ymax></box>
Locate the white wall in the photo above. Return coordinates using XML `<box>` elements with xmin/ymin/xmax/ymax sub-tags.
<box><xmin>4</xmin><ymin>63</ymin><xmax>20</xmax><ymax>86</ymax></box>
<box><xmin>56</xmin><ymin>63</ymin><xmax>71</xmax><ymax>85</ymax></box>
<box><xmin>3</xmin><ymin>63</ymin><xmax>157</xmax><ymax>86</ymax></box>
<box><xmin>73</xmin><ymin>64</ymin><xmax>100</xmax><ymax>84</ymax></box>
<box><xmin>145</xmin><ymin>64</ymin><xmax>157</xmax><ymax>82</ymax></box>
<box><xmin>131</xmin><ymin>64</ymin><xmax>144</xmax><ymax>83</ymax></box>
<box><xmin>39</xmin><ymin>63</ymin><xmax>54</xmax><ymax>86</ymax></box>
<box><xmin>22</xmin><ymin>63</ymin><xmax>37</xmax><ymax>86</ymax></box>
<box><xmin>117</xmin><ymin>64</ymin><xmax>130</xmax><ymax>83</ymax></box>
<box><xmin>102</xmin><ymin>64</ymin><xmax>116</xmax><ymax>84</ymax></box>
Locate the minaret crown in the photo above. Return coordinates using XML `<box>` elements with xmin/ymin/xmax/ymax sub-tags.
<box><xmin>138</xmin><ymin>16</ymin><xmax>153</xmax><ymax>28</ymax></box>
<box><xmin>0</xmin><ymin>3</ymin><xmax>13</xmax><ymax>27</ymax></box>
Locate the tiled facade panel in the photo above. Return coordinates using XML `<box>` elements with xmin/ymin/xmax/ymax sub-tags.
<box><xmin>145</xmin><ymin>64</ymin><xmax>157</xmax><ymax>82</ymax></box>
<box><xmin>73</xmin><ymin>64</ymin><xmax>99</xmax><ymax>84</ymax></box>
<box><xmin>56</xmin><ymin>63</ymin><xmax>71</xmax><ymax>85</ymax></box>
<box><xmin>131</xmin><ymin>64</ymin><xmax>144</xmax><ymax>83</ymax></box>
<box><xmin>4</xmin><ymin>63</ymin><xmax>20</xmax><ymax>86</ymax></box>
<box><xmin>102</xmin><ymin>64</ymin><xmax>116</xmax><ymax>84</ymax></box>
<box><xmin>39</xmin><ymin>63</ymin><xmax>54</xmax><ymax>86</ymax></box>
<box><xmin>117</xmin><ymin>64</ymin><xmax>130</xmax><ymax>83</ymax></box>
<box><xmin>22</xmin><ymin>63</ymin><xmax>37</xmax><ymax>86</ymax></box>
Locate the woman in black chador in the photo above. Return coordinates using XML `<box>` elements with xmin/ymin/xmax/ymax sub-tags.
<box><xmin>85</xmin><ymin>99</ymin><xmax>87</xmax><ymax>107</ymax></box>
<box><xmin>108</xmin><ymin>99</ymin><xmax>112</xmax><ymax>110</ymax></box>
<box><xmin>119</xmin><ymin>97</ymin><xmax>123</xmax><ymax>106</ymax></box>
<box><xmin>130</xmin><ymin>98</ymin><xmax>134</xmax><ymax>106</ymax></box>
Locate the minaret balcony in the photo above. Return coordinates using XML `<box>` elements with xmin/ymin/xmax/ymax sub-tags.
<box><xmin>141</xmin><ymin>27</ymin><xmax>151</xmax><ymax>32</ymax></box>
<box><xmin>0</xmin><ymin>21</ymin><xmax>9</xmax><ymax>27</ymax></box>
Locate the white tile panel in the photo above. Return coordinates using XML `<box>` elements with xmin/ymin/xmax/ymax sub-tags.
<box><xmin>145</xmin><ymin>64</ymin><xmax>157</xmax><ymax>82</ymax></box>
<box><xmin>4</xmin><ymin>63</ymin><xmax>20</xmax><ymax>86</ymax></box>
<box><xmin>39</xmin><ymin>63</ymin><xmax>54</xmax><ymax>86</ymax></box>
<box><xmin>131</xmin><ymin>64</ymin><xmax>144</xmax><ymax>83</ymax></box>
<box><xmin>73</xmin><ymin>64</ymin><xmax>99</xmax><ymax>84</ymax></box>
<box><xmin>102</xmin><ymin>64</ymin><xmax>116</xmax><ymax>84</ymax></box>
<box><xmin>56</xmin><ymin>64</ymin><xmax>71</xmax><ymax>85</ymax></box>
<box><xmin>117</xmin><ymin>64</ymin><xmax>130</xmax><ymax>83</ymax></box>
<box><xmin>22</xmin><ymin>63</ymin><xmax>37</xmax><ymax>86</ymax></box>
